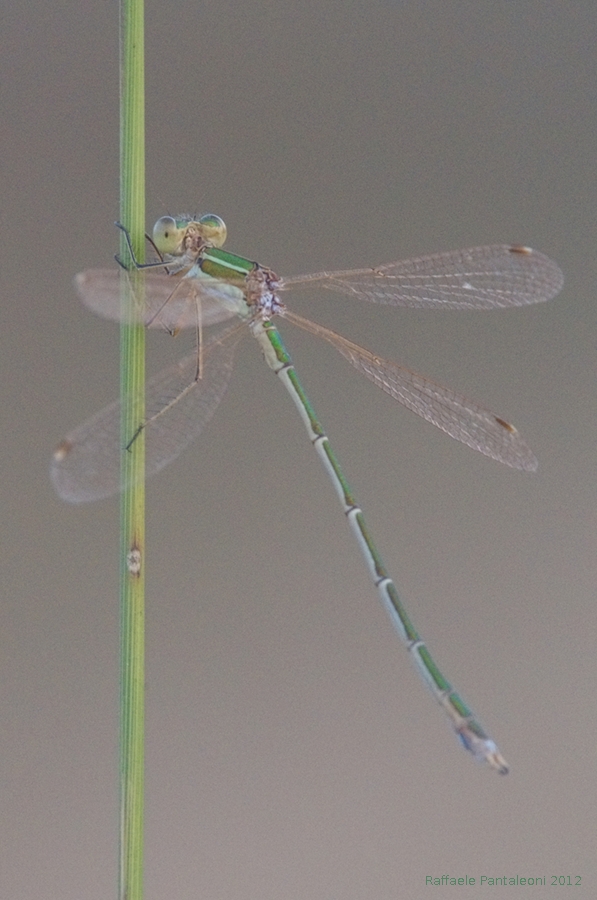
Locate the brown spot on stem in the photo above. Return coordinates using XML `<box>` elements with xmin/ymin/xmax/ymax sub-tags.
<box><xmin>126</xmin><ymin>544</ymin><xmax>142</xmax><ymax>577</ymax></box>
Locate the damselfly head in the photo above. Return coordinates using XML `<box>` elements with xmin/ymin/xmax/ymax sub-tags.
<box><xmin>152</xmin><ymin>213</ymin><xmax>227</xmax><ymax>262</ymax></box>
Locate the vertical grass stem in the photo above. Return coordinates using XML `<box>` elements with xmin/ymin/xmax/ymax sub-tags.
<box><xmin>119</xmin><ymin>1</ymin><xmax>146</xmax><ymax>898</ymax></box>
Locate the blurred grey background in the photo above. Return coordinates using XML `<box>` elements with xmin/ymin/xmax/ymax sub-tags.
<box><xmin>2</xmin><ymin>1</ymin><xmax>595</xmax><ymax>897</ymax></box>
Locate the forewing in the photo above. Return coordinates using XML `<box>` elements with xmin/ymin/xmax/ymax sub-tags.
<box><xmin>75</xmin><ymin>268</ymin><xmax>242</xmax><ymax>329</ymax></box>
<box><xmin>284</xmin><ymin>244</ymin><xmax>563</xmax><ymax>309</ymax></box>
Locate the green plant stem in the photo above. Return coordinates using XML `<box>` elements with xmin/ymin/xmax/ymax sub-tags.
<box><xmin>119</xmin><ymin>1</ymin><xmax>146</xmax><ymax>898</ymax></box>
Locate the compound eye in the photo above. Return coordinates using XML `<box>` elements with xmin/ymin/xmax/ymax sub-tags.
<box><xmin>152</xmin><ymin>216</ymin><xmax>180</xmax><ymax>254</ymax></box>
<box><xmin>198</xmin><ymin>214</ymin><xmax>227</xmax><ymax>248</ymax></box>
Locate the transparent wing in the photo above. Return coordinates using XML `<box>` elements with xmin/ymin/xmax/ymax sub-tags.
<box><xmin>284</xmin><ymin>312</ymin><xmax>537</xmax><ymax>470</ymax></box>
<box><xmin>283</xmin><ymin>244</ymin><xmax>563</xmax><ymax>309</ymax></box>
<box><xmin>51</xmin><ymin>327</ymin><xmax>243</xmax><ymax>503</ymax></box>
<box><xmin>75</xmin><ymin>268</ymin><xmax>246</xmax><ymax>330</ymax></box>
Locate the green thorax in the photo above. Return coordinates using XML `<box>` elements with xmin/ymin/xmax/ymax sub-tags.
<box><xmin>200</xmin><ymin>246</ymin><xmax>257</xmax><ymax>282</ymax></box>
